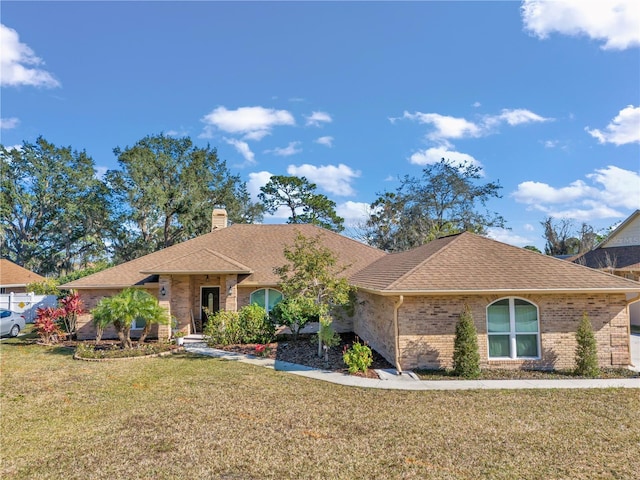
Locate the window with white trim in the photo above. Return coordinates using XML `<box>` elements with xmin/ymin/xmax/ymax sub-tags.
<box><xmin>131</xmin><ymin>317</ymin><xmax>146</xmax><ymax>330</ymax></box>
<box><xmin>250</xmin><ymin>288</ymin><xmax>283</xmax><ymax>313</ymax></box>
<box><xmin>487</xmin><ymin>298</ymin><xmax>539</xmax><ymax>359</ymax></box>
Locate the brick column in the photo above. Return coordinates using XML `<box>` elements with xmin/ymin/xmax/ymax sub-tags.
<box><xmin>158</xmin><ymin>275</ymin><xmax>172</xmax><ymax>340</ymax></box>
<box><xmin>222</xmin><ymin>274</ymin><xmax>238</xmax><ymax>312</ymax></box>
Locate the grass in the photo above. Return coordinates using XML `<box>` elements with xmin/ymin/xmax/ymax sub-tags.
<box><xmin>1</xmin><ymin>336</ymin><xmax>639</xmax><ymax>479</ymax></box>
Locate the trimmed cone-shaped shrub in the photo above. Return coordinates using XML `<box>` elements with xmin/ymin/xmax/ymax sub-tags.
<box><xmin>575</xmin><ymin>312</ymin><xmax>600</xmax><ymax>377</ymax></box>
<box><xmin>452</xmin><ymin>304</ymin><xmax>481</xmax><ymax>378</ymax></box>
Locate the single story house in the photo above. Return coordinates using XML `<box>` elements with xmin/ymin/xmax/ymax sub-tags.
<box><xmin>63</xmin><ymin>209</ymin><xmax>640</xmax><ymax>372</ymax></box>
<box><xmin>0</xmin><ymin>259</ymin><xmax>45</xmax><ymax>294</ymax></box>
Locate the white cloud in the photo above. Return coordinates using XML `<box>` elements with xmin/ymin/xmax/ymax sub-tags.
<box><xmin>225</xmin><ymin>138</ymin><xmax>255</xmax><ymax>164</ymax></box>
<box><xmin>287</xmin><ymin>163</ymin><xmax>361</xmax><ymax>196</ymax></box>
<box><xmin>166</xmin><ymin>128</ymin><xmax>189</xmax><ymax>137</ymax></box>
<box><xmin>521</xmin><ymin>0</ymin><xmax>640</xmax><ymax>50</ymax></box>
<box><xmin>94</xmin><ymin>166</ymin><xmax>108</xmax><ymax>180</ymax></box>
<box><xmin>315</xmin><ymin>136</ymin><xmax>334</xmax><ymax>147</ymax></box>
<box><xmin>586</xmin><ymin>105</ymin><xmax>640</xmax><ymax>145</ymax></box>
<box><xmin>472</xmin><ymin>101</ymin><xmax>482</xmax><ymax>108</ymax></box>
<box><xmin>486</xmin><ymin>228</ymin><xmax>534</xmax><ymax>248</ymax></box>
<box><xmin>524</xmin><ymin>223</ymin><xmax>535</xmax><ymax>232</ymax></box>
<box><xmin>398</xmin><ymin>108</ymin><xmax>551</xmax><ymax>142</ymax></box>
<box><xmin>0</xmin><ymin>117</ymin><xmax>19</xmax><ymax>129</ymax></box>
<box><xmin>305</xmin><ymin>111</ymin><xmax>332</xmax><ymax>127</ymax></box>
<box><xmin>512</xmin><ymin>165</ymin><xmax>640</xmax><ymax>220</ymax></box>
<box><xmin>0</xmin><ymin>24</ymin><xmax>61</xmax><ymax>88</ymax></box>
<box><xmin>201</xmin><ymin>106</ymin><xmax>295</xmax><ymax>140</ymax></box>
<box><xmin>246</xmin><ymin>171</ymin><xmax>273</xmax><ymax>201</ymax></box>
<box><xmin>491</xmin><ymin>108</ymin><xmax>550</xmax><ymax>126</ymax></box>
<box><xmin>336</xmin><ymin>201</ymin><xmax>372</xmax><ymax>227</ymax></box>
<box><xmin>265</xmin><ymin>141</ymin><xmax>302</xmax><ymax>157</ymax></box>
<box><xmin>543</xmin><ymin>140</ymin><xmax>559</xmax><ymax>148</ymax></box>
<box><xmin>401</xmin><ymin>111</ymin><xmax>482</xmax><ymax>141</ymax></box>
<box><xmin>3</xmin><ymin>144</ymin><xmax>22</xmax><ymax>152</ymax></box>
<box><xmin>409</xmin><ymin>147</ymin><xmax>483</xmax><ymax>171</ymax></box>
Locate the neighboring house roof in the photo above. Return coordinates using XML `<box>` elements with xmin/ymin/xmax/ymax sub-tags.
<box><xmin>0</xmin><ymin>259</ymin><xmax>45</xmax><ymax>287</ymax></box>
<box><xmin>61</xmin><ymin>224</ymin><xmax>387</xmax><ymax>289</ymax></box>
<box><xmin>351</xmin><ymin>232</ymin><xmax>640</xmax><ymax>294</ymax></box>
<box><xmin>572</xmin><ymin>245</ymin><xmax>640</xmax><ymax>272</ymax></box>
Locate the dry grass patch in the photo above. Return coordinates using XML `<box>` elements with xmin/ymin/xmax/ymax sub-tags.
<box><xmin>1</xmin><ymin>339</ymin><xmax>639</xmax><ymax>479</ymax></box>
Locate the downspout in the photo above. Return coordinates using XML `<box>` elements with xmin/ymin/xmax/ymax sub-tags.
<box><xmin>394</xmin><ymin>295</ymin><xmax>404</xmax><ymax>374</ymax></box>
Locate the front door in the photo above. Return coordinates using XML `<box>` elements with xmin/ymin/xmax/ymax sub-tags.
<box><xmin>200</xmin><ymin>287</ymin><xmax>220</xmax><ymax>332</ymax></box>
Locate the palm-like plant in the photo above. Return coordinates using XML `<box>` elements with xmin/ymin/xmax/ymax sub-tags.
<box><xmin>91</xmin><ymin>288</ymin><xmax>168</xmax><ymax>348</ymax></box>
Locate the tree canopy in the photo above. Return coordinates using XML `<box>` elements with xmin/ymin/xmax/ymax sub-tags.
<box><xmin>364</xmin><ymin>160</ymin><xmax>505</xmax><ymax>252</ymax></box>
<box><xmin>258</xmin><ymin>175</ymin><xmax>344</xmax><ymax>232</ymax></box>
<box><xmin>1</xmin><ymin>137</ymin><xmax>113</xmax><ymax>275</ymax></box>
<box><xmin>541</xmin><ymin>217</ymin><xmax>601</xmax><ymax>256</ymax></box>
<box><xmin>107</xmin><ymin>133</ymin><xmax>263</xmax><ymax>261</ymax></box>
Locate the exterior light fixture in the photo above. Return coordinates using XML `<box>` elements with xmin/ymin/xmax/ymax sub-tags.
<box><xmin>160</xmin><ymin>286</ymin><xmax>167</xmax><ymax>297</ymax></box>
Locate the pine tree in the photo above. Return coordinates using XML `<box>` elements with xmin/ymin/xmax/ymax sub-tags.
<box><xmin>452</xmin><ymin>304</ymin><xmax>481</xmax><ymax>378</ymax></box>
<box><xmin>575</xmin><ymin>312</ymin><xmax>600</xmax><ymax>377</ymax></box>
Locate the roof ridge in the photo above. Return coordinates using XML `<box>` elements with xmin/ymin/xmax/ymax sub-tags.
<box><xmin>386</xmin><ymin>233</ymin><xmax>463</xmax><ymax>290</ymax></box>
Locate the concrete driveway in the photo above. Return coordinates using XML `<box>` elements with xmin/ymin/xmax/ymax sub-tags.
<box><xmin>630</xmin><ymin>333</ymin><xmax>640</xmax><ymax>372</ymax></box>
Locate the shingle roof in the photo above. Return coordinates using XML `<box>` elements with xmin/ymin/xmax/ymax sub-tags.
<box><xmin>572</xmin><ymin>245</ymin><xmax>640</xmax><ymax>272</ymax></box>
<box><xmin>351</xmin><ymin>232</ymin><xmax>640</xmax><ymax>294</ymax></box>
<box><xmin>62</xmin><ymin>224</ymin><xmax>386</xmax><ymax>288</ymax></box>
<box><xmin>0</xmin><ymin>259</ymin><xmax>45</xmax><ymax>287</ymax></box>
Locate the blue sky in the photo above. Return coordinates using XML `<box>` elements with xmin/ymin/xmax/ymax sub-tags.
<box><xmin>2</xmin><ymin>1</ymin><xmax>639</xmax><ymax>250</ymax></box>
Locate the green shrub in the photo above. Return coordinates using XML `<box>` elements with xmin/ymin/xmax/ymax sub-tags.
<box><xmin>204</xmin><ymin>310</ymin><xmax>242</xmax><ymax>346</ymax></box>
<box><xmin>269</xmin><ymin>296</ymin><xmax>319</xmax><ymax>339</ymax></box>
<box><xmin>452</xmin><ymin>304</ymin><xmax>481</xmax><ymax>378</ymax></box>
<box><xmin>343</xmin><ymin>340</ymin><xmax>373</xmax><ymax>374</ymax></box>
<box><xmin>239</xmin><ymin>304</ymin><xmax>275</xmax><ymax>344</ymax></box>
<box><xmin>575</xmin><ymin>312</ymin><xmax>600</xmax><ymax>377</ymax></box>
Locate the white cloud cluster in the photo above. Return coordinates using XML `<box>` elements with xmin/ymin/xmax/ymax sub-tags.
<box><xmin>521</xmin><ymin>0</ymin><xmax>640</xmax><ymax>50</ymax></box>
<box><xmin>409</xmin><ymin>146</ymin><xmax>483</xmax><ymax>171</ymax></box>
<box><xmin>305</xmin><ymin>111</ymin><xmax>332</xmax><ymax>127</ymax></box>
<box><xmin>336</xmin><ymin>201</ymin><xmax>372</xmax><ymax>227</ymax></box>
<box><xmin>315</xmin><ymin>136</ymin><xmax>334</xmax><ymax>147</ymax></box>
<box><xmin>486</xmin><ymin>228</ymin><xmax>534</xmax><ymax>248</ymax></box>
<box><xmin>225</xmin><ymin>138</ymin><xmax>255</xmax><ymax>164</ymax></box>
<box><xmin>265</xmin><ymin>141</ymin><xmax>302</xmax><ymax>157</ymax></box>
<box><xmin>287</xmin><ymin>163</ymin><xmax>361</xmax><ymax>196</ymax></box>
<box><xmin>247</xmin><ymin>171</ymin><xmax>274</xmax><ymax>202</ymax></box>
<box><xmin>512</xmin><ymin>165</ymin><xmax>640</xmax><ymax>221</ymax></box>
<box><xmin>398</xmin><ymin>108</ymin><xmax>552</xmax><ymax>142</ymax></box>
<box><xmin>0</xmin><ymin>117</ymin><xmax>20</xmax><ymax>129</ymax></box>
<box><xmin>586</xmin><ymin>105</ymin><xmax>640</xmax><ymax>145</ymax></box>
<box><xmin>0</xmin><ymin>24</ymin><xmax>60</xmax><ymax>88</ymax></box>
<box><xmin>201</xmin><ymin>106</ymin><xmax>295</xmax><ymax>140</ymax></box>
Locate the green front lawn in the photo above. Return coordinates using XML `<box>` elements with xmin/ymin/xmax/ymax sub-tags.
<box><xmin>1</xmin><ymin>338</ymin><xmax>638</xmax><ymax>479</ymax></box>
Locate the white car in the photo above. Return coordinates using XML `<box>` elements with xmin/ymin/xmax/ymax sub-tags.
<box><xmin>0</xmin><ymin>309</ymin><xmax>26</xmax><ymax>337</ymax></box>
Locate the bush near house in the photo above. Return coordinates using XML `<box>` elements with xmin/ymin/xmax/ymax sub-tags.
<box><xmin>575</xmin><ymin>312</ymin><xmax>600</xmax><ymax>377</ymax></box>
<box><xmin>452</xmin><ymin>305</ymin><xmax>481</xmax><ymax>379</ymax></box>
<box><xmin>204</xmin><ymin>305</ymin><xmax>273</xmax><ymax>346</ymax></box>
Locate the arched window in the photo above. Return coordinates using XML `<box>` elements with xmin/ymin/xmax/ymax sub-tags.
<box><xmin>249</xmin><ymin>288</ymin><xmax>283</xmax><ymax>313</ymax></box>
<box><xmin>487</xmin><ymin>298</ymin><xmax>540</xmax><ymax>359</ymax></box>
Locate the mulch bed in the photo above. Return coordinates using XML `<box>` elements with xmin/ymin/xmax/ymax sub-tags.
<box><xmin>216</xmin><ymin>333</ymin><xmax>394</xmax><ymax>379</ymax></box>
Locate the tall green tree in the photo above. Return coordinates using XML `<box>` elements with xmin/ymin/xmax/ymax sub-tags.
<box><xmin>275</xmin><ymin>232</ymin><xmax>353</xmax><ymax>356</ymax></box>
<box><xmin>0</xmin><ymin>137</ymin><xmax>112</xmax><ymax>275</ymax></box>
<box><xmin>541</xmin><ymin>217</ymin><xmax>600</xmax><ymax>256</ymax></box>
<box><xmin>258</xmin><ymin>175</ymin><xmax>344</xmax><ymax>232</ymax></box>
<box><xmin>107</xmin><ymin>133</ymin><xmax>262</xmax><ymax>261</ymax></box>
<box><xmin>364</xmin><ymin>159</ymin><xmax>504</xmax><ymax>252</ymax></box>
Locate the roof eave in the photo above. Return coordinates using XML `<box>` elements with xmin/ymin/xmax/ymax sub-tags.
<box><xmin>139</xmin><ymin>270</ymin><xmax>252</xmax><ymax>275</ymax></box>
<box><xmin>355</xmin><ymin>286</ymin><xmax>640</xmax><ymax>296</ymax></box>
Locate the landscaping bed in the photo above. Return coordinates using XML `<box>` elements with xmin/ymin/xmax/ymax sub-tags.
<box><xmin>214</xmin><ymin>332</ymin><xmax>393</xmax><ymax>378</ymax></box>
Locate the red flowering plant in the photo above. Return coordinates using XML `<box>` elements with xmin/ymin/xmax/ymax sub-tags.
<box><xmin>254</xmin><ymin>344</ymin><xmax>270</xmax><ymax>357</ymax></box>
<box><xmin>34</xmin><ymin>307</ymin><xmax>66</xmax><ymax>344</ymax></box>
<box><xmin>59</xmin><ymin>291</ymin><xmax>83</xmax><ymax>340</ymax></box>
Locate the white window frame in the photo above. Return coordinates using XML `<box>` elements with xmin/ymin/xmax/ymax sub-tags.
<box><xmin>131</xmin><ymin>317</ymin><xmax>146</xmax><ymax>330</ymax></box>
<box><xmin>486</xmin><ymin>297</ymin><xmax>541</xmax><ymax>360</ymax></box>
<box><xmin>250</xmin><ymin>288</ymin><xmax>283</xmax><ymax>313</ymax></box>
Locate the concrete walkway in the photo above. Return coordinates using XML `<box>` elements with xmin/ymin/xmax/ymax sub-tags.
<box><xmin>184</xmin><ymin>341</ymin><xmax>640</xmax><ymax>391</ymax></box>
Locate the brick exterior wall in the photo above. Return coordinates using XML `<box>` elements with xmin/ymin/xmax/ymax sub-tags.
<box><xmin>354</xmin><ymin>292</ymin><xmax>631</xmax><ymax>371</ymax></box>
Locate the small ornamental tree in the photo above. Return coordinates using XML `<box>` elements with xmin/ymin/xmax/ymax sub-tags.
<box><xmin>269</xmin><ymin>296</ymin><xmax>318</xmax><ymax>340</ymax></box>
<box><xmin>452</xmin><ymin>304</ymin><xmax>481</xmax><ymax>378</ymax></box>
<box><xmin>59</xmin><ymin>291</ymin><xmax>83</xmax><ymax>340</ymax></box>
<box><xmin>575</xmin><ymin>312</ymin><xmax>600</xmax><ymax>377</ymax></box>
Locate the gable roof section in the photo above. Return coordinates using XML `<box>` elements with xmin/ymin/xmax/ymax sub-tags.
<box><xmin>351</xmin><ymin>232</ymin><xmax>640</xmax><ymax>294</ymax></box>
<box><xmin>598</xmin><ymin>210</ymin><xmax>640</xmax><ymax>248</ymax></box>
<box><xmin>0</xmin><ymin>259</ymin><xmax>45</xmax><ymax>287</ymax></box>
<box><xmin>62</xmin><ymin>224</ymin><xmax>386</xmax><ymax>289</ymax></box>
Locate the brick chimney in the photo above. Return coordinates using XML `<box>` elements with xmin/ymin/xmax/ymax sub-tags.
<box><xmin>211</xmin><ymin>208</ymin><xmax>228</xmax><ymax>231</ymax></box>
